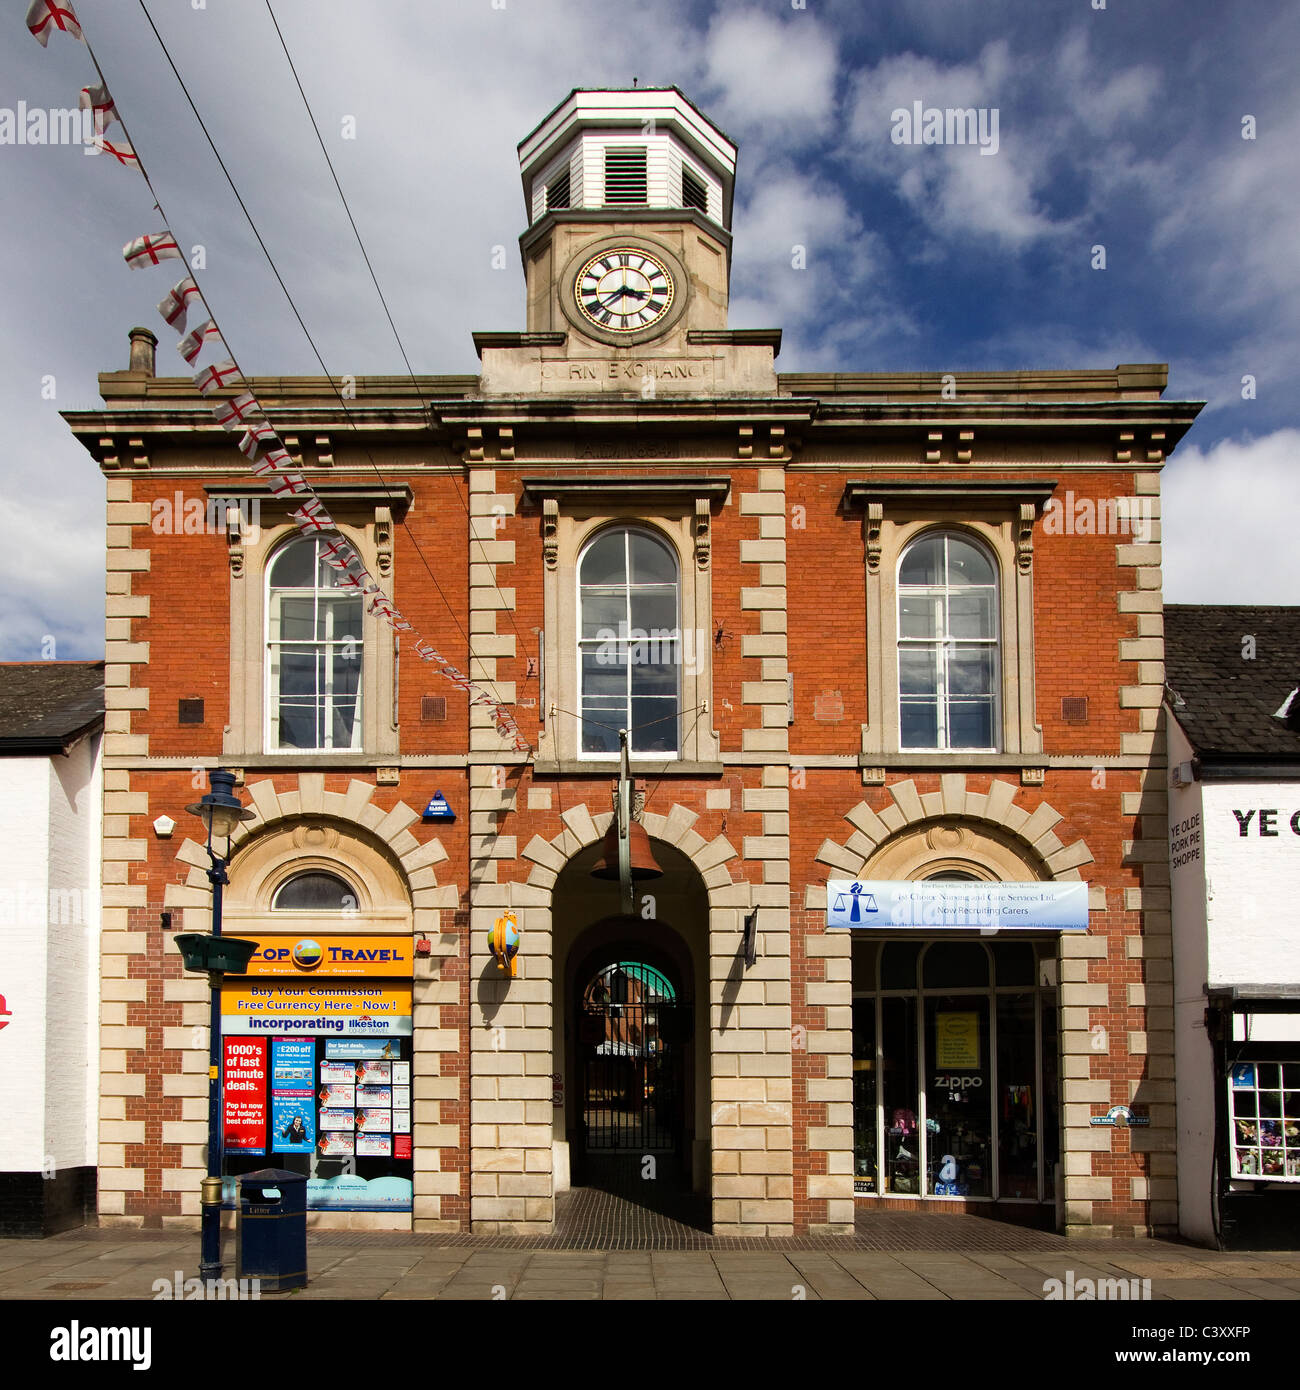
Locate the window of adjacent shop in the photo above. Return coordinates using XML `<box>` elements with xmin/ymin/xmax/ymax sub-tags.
<box><xmin>1228</xmin><ymin>1061</ymin><xmax>1300</xmax><ymax>1182</ymax></box>
<box><xmin>851</xmin><ymin>936</ymin><xmax>1060</xmax><ymax>1203</ymax></box>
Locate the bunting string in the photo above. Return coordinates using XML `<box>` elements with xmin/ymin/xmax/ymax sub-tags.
<box><xmin>26</xmin><ymin>0</ymin><xmax>529</xmax><ymax>752</ymax></box>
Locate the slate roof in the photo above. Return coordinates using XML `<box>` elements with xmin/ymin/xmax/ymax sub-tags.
<box><xmin>1164</xmin><ymin>606</ymin><xmax>1300</xmax><ymax>763</ymax></box>
<box><xmin>0</xmin><ymin>661</ymin><xmax>105</xmax><ymax>752</ymax></box>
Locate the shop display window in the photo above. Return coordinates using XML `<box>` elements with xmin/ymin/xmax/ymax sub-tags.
<box><xmin>222</xmin><ymin>1032</ymin><xmax>414</xmax><ymax>1210</ymax></box>
<box><xmin>851</xmin><ymin>935</ymin><xmax>1060</xmax><ymax>1203</ymax></box>
<box><xmin>1229</xmin><ymin>1062</ymin><xmax>1300</xmax><ymax>1182</ymax></box>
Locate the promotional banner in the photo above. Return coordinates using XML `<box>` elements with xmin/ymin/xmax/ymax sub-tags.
<box><xmin>221</xmin><ymin>984</ymin><xmax>413</xmax><ymax>1035</ymax></box>
<box><xmin>222</xmin><ymin>1038</ymin><xmax>267</xmax><ymax>1154</ymax></box>
<box><xmin>270</xmin><ymin>1038</ymin><xmax>315</xmax><ymax>1154</ymax></box>
<box><xmin>238</xmin><ymin>935</ymin><xmax>413</xmax><ymax>979</ymax></box>
<box><xmin>826</xmin><ymin>880</ymin><xmax>1089</xmax><ymax>932</ymax></box>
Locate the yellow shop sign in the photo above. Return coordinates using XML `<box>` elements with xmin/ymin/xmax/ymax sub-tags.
<box><xmin>236</xmin><ymin>935</ymin><xmax>412</xmax><ymax>978</ymax></box>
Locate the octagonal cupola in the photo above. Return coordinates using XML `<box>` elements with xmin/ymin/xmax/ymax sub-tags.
<box><xmin>518</xmin><ymin>87</ymin><xmax>736</xmax><ymax>232</ymax></box>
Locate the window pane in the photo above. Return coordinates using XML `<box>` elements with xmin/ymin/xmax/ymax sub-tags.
<box><xmin>580</xmin><ymin>589</ymin><xmax>627</xmax><ymax>640</ymax></box>
<box><xmin>277</xmin><ymin>699</ymin><xmax>319</xmax><ymax>750</ymax></box>
<box><xmin>275</xmin><ymin>646</ymin><xmax>318</xmax><ymax>697</ymax></box>
<box><xmin>947</xmin><ymin>646</ymin><xmax>995</xmax><ymax>695</ymax></box>
<box><xmin>947</xmin><ymin>699</ymin><xmax>995</xmax><ymax>749</ymax></box>
<box><xmin>630</xmin><ymin>696</ymin><xmax>677</xmax><ymax>753</ymax></box>
<box><xmin>629</xmin><ymin>532</ymin><xmax>676</xmax><ymax>584</ymax></box>
<box><xmin>321</xmin><ymin>596</ymin><xmax>362</xmax><ymax>641</ymax></box>
<box><xmin>331</xmin><ymin>650</ymin><xmax>361</xmax><ymax>698</ymax></box>
<box><xmin>881</xmin><ymin>942</ymin><xmax>920</xmax><ymax>990</ymax></box>
<box><xmin>947</xmin><ymin>538</ymin><xmax>995</xmax><ymax>586</ymax></box>
<box><xmin>269</xmin><ymin>537</ymin><xmax>316</xmax><ymax>588</ymax></box>
<box><xmin>899</xmin><ymin>592</ymin><xmax>940</xmax><ymax>640</ymax></box>
<box><xmin>330</xmin><ymin>692</ymin><xmax>359</xmax><ymax>749</ymax></box>
<box><xmin>899</xmin><ymin>536</ymin><xmax>943</xmax><ymax>586</ymax></box>
<box><xmin>948</xmin><ymin>590</ymin><xmax>996</xmax><ymax>640</ymax></box>
<box><xmin>900</xmin><ymin>699</ymin><xmax>940</xmax><ymax>748</ymax></box>
<box><xmin>899</xmin><ymin>648</ymin><xmax>939</xmax><ymax>696</ymax></box>
<box><xmin>274</xmin><ymin>871</ymin><xmax>354</xmax><ymax>910</ymax></box>
<box><xmin>629</xmin><ymin>589</ymin><xmax>676</xmax><ymax>633</ymax></box>
<box><xmin>630</xmin><ymin>652</ymin><xmax>678</xmax><ymax>697</ymax></box>
<box><xmin>581</xmin><ymin>702</ymin><xmax>624</xmax><ymax>754</ymax></box>
<box><xmin>580</xmin><ymin>531</ymin><xmax>627</xmax><ymax>586</ymax></box>
<box><xmin>276</xmin><ymin>596</ymin><xmax>316</xmax><ymax>644</ymax></box>
<box><xmin>582</xmin><ymin>651</ymin><xmax>628</xmax><ymax>700</ymax></box>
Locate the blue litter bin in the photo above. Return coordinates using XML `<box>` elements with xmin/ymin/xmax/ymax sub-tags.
<box><xmin>237</xmin><ymin>1168</ymin><xmax>307</xmax><ymax>1291</ymax></box>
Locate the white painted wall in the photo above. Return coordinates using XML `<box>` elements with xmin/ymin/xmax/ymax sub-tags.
<box><xmin>1203</xmin><ymin>781</ymin><xmax>1300</xmax><ymax>985</ymax></box>
<box><xmin>1169</xmin><ymin>714</ymin><xmax>1214</xmax><ymax>1244</ymax></box>
<box><xmin>0</xmin><ymin>734</ymin><xmax>100</xmax><ymax>1175</ymax></box>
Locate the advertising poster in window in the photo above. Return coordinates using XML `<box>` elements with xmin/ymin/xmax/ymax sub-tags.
<box><xmin>934</xmin><ymin>1012</ymin><xmax>981</xmax><ymax>1069</ymax></box>
<box><xmin>270</xmin><ymin>1038</ymin><xmax>315</xmax><ymax>1154</ymax></box>
<box><xmin>222</xmin><ymin>1038</ymin><xmax>267</xmax><ymax>1154</ymax></box>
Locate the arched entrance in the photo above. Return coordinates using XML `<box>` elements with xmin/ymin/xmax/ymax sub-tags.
<box><xmin>550</xmin><ymin>835</ymin><xmax>711</xmax><ymax>1223</ymax></box>
<box><xmin>572</xmin><ymin>940</ymin><xmax>694</xmax><ymax>1195</ymax></box>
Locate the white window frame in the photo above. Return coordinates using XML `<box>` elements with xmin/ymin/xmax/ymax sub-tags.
<box><xmin>896</xmin><ymin>531</ymin><xmax>1001</xmax><ymax>753</ymax></box>
<box><xmin>575</xmin><ymin>525</ymin><xmax>682</xmax><ymax>761</ymax></box>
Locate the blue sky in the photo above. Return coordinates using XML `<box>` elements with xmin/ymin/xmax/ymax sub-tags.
<box><xmin>1</xmin><ymin>0</ymin><xmax>1296</xmax><ymax>659</ymax></box>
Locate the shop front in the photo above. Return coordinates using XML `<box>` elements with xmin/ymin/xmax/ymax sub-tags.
<box><xmin>833</xmin><ymin>879</ymin><xmax>1086</xmax><ymax>1218</ymax></box>
<box><xmin>218</xmin><ymin>935</ymin><xmax>414</xmax><ymax>1218</ymax></box>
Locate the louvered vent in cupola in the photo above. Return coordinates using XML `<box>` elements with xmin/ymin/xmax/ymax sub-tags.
<box><xmin>547</xmin><ymin>164</ymin><xmax>571</xmax><ymax>210</ymax></box>
<box><xmin>604</xmin><ymin>146</ymin><xmax>647</xmax><ymax>204</ymax></box>
<box><xmin>681</xmin><ymin>165</ymin><xmax>707</xmax><ymax>212</ymax></box>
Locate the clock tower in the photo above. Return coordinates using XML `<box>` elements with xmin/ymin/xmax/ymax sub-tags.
<box><xmin>476</xmin><ymin>88</ymin><xmax>779</xmax><ymax>395</ymax></box>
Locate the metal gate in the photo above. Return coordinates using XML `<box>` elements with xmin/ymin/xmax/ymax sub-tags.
<box><xmin>577</xmin><ymin>961</ymin><xmax>691</xmax><ymax>1165</ymax></box>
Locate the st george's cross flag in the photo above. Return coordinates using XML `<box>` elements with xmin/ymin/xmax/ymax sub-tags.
<box><xmin>291</xmin><ymin>499</ymin><xmax>333</xmax><ymax>534</ymax></box>
<box><xmin>158</xmin><ymin>278</ymin><xmax>202</xmax><ymax>332</ymax></box>
<box><xmin>319</xmin><ymin>538</ymin><xmax>360</xmax><ymax>572</ymax></box>
<box><xmin>237</xmin><ymin>421</ymin><xmax>279</xmax><ymax>460</ymax></box>
<box><xmin>193</xmin><ymin>359</ymin><xmax>240</xmax><ymax>395</ymax></box>
<box><xmin>79</xmin><ymin>82</ymin><xmax>116</xmax><ymax>134</ymax></box>
<box><xmin>250</xmin><ymin>447</ymin><xmax>294</xmax><ymax>477</ymax></box>
<box><xmin>27</xmin><ymin>0</ymin><xmax>82</xmax><ymax>44</ymax></box>
<box><xmin>177</xmin><ymin>319</ymin><xmax>223</xmax><ymax>364</ymax></box>
<box><xmin>269</xmin><ymin>473</ymin><xmax>312</xmax><ymax>499</ymax></box>
<box><xmin>211</xmin><ymin>393</ymin><xmax>263</xmax><ymax>431</ymax></box>
<box><xmin>93</xmin><ymin>134</ymin><xmax>141</xmax><ymax>172</ymax></box>
<box><xmin>123</xmin><ymin>230</ymin><xmax>182</xmax><ymax>270</ymax></box>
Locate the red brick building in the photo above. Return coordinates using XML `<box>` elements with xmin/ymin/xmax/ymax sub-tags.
<box><xmin>66</xmin><ymin>88</ymin><xmax>1202</xmax><ymax>1237</ymax></box>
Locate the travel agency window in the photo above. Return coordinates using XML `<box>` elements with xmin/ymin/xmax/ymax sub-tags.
<box><xmin>842</xmin><ymin>480</ymin><xmax>1056</xmax><ymax>762</ymax></box>
<box><xmin>216</xmin><ymin>483</ymin><xmax>408</xmax><ymax>761</ymax></box>
<box><xmin>218</xmin><ymin>830</ymin><xmax>415</xmax><ymax>1217</ymax></box>
<box><xmin>521</xmin><ymin>476</ymin><xmax>728</xmax><ymax>769</ymax></box>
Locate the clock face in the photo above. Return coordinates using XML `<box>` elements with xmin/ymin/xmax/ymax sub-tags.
<box><xmin>574</xmin><ymin>248</ymin><xmax>675</xmax><ymax>333</ymax></box>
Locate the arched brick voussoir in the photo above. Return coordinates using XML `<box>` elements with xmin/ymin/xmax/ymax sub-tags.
<box><xmin>540</xmin><ymin>800</ymin><xmax>738</xmax><ymax>890</ymax></box>
<box><xmin>820</xmin><ymin>778</ymin><xmax>1096</xmax><ymax>886</ymax></box>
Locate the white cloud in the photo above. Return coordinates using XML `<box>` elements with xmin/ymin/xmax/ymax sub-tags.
<box><xmin>1162</xmin><ymin>429</ymin><xmax>1300</xmax><ymax>603</ymax></box>
<box><xmin>701</xmin><ymin>9</ymin><xmax>840</xmax><ymax>146</ymax></box>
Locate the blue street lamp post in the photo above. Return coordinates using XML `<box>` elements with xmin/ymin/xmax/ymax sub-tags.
<box><xmin>184</xmin><ymin>769</ymin><xmax>256</xmax><ymax>1281</ymax></box>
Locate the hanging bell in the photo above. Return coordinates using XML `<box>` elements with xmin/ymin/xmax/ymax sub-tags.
<box><xmin>591</xmin><ymin>818</ymin><xmax>663</xmax><ymax>881</ymax></box>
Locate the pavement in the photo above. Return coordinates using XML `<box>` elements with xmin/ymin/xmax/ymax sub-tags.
<box><xmin>4</xmin><ymin>1215</ymin><xmax>1300</xmax><ymax>1300</ymax></box>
